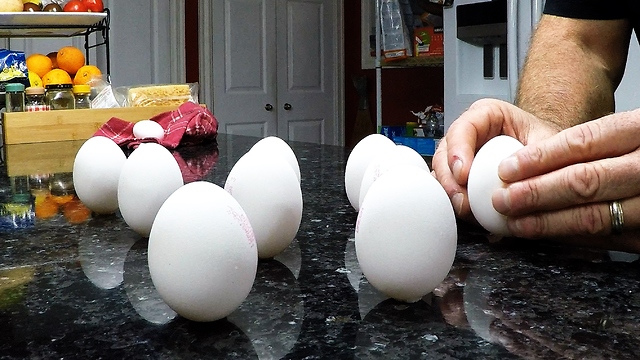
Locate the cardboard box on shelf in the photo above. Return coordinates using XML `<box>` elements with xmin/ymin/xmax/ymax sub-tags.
<box><xmin>414</xmin><ymin>26</ymin><xmax>443</xmax><ymax>57</ymax></box>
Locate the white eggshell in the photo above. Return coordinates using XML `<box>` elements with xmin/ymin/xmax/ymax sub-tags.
<box><xmin>133</xmin><ymin>120</ymin><xmax>165</xmax><ymax>140</ymax></box>
<box><xmin>467</xmin><ymin>135</ymin><xmax>524</xmax><ymax>235</ymax></box>
<box><xmin>148</xmin><ymin>181</ymin><xmax>258</xmax><ymax>322</ymax></box>
<box><xmin>358</xmin><ymin>144</ymin><xmax>430</xmax><ymax>209</ymax></box>
<box><xmin>117</xmin><ymin>143</ymin><xmax>184</xmax><ymax>237</ymax></box>
<box><xmin>224</xmin><ymin>151</ymin><xmax>302</xmax><ymax>259</ymax></box>
<box><xmin>73</xmin><ymin>136</ymin><xmax>127</xmax><ymax>214</ymax></box>
<box><xmin>345</xmin><ymin>134</ymin><xmax>396</xmax><ymax>211</ymax></box>
<box><xmin>250</xmin><ymin>136</ymin><xmax>301</xmax><ymax>183</ymax></box>
<box><xmin>355</xmin><ymin>165</ymin><xmax>457</xmax><ymax>302</ymax></box>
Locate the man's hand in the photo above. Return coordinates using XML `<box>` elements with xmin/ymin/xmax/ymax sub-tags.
<box><xmin>492</xmin><ymin>109</ymin><xmax>640</xmax><ymax>240</ymax></box>
<box><xmin>432</xmin><ymin>98</ymin><xmax>559</xmax><ymax>222</ymax></box>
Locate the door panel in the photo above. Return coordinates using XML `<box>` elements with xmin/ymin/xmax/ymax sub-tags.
<box><xmin>213</xmin><ymin>0</ymin><xmax>336</xmax><ymax>144</ymax></box>
<box><xmin>213</xmin><ymin>0</ymin><xmax>277</xmax><ymax>137</ymax></box>
<box><xmin>277</xmin><ymin>0</ymin><xmax>334</xmax><ymax>143</ymax></box>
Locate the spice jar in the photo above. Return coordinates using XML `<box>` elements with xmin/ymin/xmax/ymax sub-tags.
<box><xmin>5</xmin><ymin>83</ymin><xmax>25</xmax><ymax>112</ymax></box>
<box><xmin>25</xmin><ymin>86</ymin><xmax>49</xmax><ymax>112</ymax></box>
<box><xmin>45</xmin><ymin>84</ymin><xmax>75</xmax><ymax>110</ymax></box>
<box><xmin>73</xmin><ymin>84</ymin><xmax>91</xmax><ymax>109</ymax></box>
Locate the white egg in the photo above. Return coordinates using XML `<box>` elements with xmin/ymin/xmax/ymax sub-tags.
<box><xmin>117</xmin><ymin>143</ymin><xmax>184</xmax><ymax>237</ymax></box>
<box><xmin>358</xmin><ymin>144</ymin><xmax>430</xmax><ymax>209</ymax></box>
<box><xmin>148</xmin><ymin>181</ymin><xmax>258</xmax><ymax>322</ymax></box>
<box><xmin>73</xmin><ymin>136</ymin><xmax>126</xmax><ymax>214</ymax></box>
<box><xmin>467</xmin><ymin>135</ymin><xmax>524</xmax><ymax>235</ymax></box>
<box><xmin>224</xmin><ymin>151</ymin><xmax>302</xmax><ymax>259</ymax></box>
<box><xmin>250</xmin><ymin>136</ymin><xmax>301</xmax><ymax>182</ymax></box>
<box><xmin>133</xmin><ymin>120</ymin><xmax>165</xmax><ymax>140</ymax></box>
<box><xmin>345</xmin><ymin>134</ymin><xmax>396</xmax><ymax>212</ymax></box>
<box><xmin>355</xmin><ymin>165</ymin><xmax>457</xmax><ymax>302</ymax></box>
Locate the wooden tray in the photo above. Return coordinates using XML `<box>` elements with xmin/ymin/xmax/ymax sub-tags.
<box><xmin>2</xmin><ymin>105</ymin><xmax>181</xmax><ymax>145</ymax></box>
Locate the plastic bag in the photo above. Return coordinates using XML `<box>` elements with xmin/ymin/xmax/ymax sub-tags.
<box><xmin>0</xmin><ymin>49</ymin><xmax>29</xmax><ymax>93</ymax></box>
<box><xmin>380</xmin><ymin>0</ymin><xmax>412</xmax><ymax>62</ymax></box>
<box><xmin>89</xmin><ymin>75</ymin><xmax>121</xmax><ymax>109</ymax></box>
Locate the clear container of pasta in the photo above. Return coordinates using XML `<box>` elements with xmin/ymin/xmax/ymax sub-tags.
<box><xmin>114</xmin><ymin>83</ymin><xmax>199</xmax><ymax>107</ymax></box>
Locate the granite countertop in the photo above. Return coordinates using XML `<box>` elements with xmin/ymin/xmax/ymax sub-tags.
<box><xmin>1</xmin><ymin>134</ymin><xmax>639</xmax><ymax>359</ymax></box>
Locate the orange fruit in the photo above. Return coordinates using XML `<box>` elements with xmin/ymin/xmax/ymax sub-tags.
<box><xmin>51</xmin><ymin>194</ymin><xmax>74</xmax><ymax>205</ymax></box>
<box><xmin>47</xmin><ymin>51</ymin><xmax>58</xmax><ymax>68</ymax></box>
<box><xmin>26</xmin><ymin>53</ymin><xmax>53</xmax><ymax>78</ymax></box>
<box><xmin>62</xmin><ymin>199</ymin><xmax>91</xmax><ymax>224</ymax></box>
<box><xmin>35</xmin><ymin>197</ymin><xmax>59</xmax><ymax>219</ymax></box>
<box><xmin>56</xmin><ymin>46</ymin><xmax>85</xmax><ymax>75</ymax></box>
<box><xmin>73</xmin><ymin>64</ymin><xmax>102</xmax><ymax>85</ymax></box>
<box><xmin>42</xmin><ymin>69</ymin><xmax>72</xmax><ymax>87</ymax></box>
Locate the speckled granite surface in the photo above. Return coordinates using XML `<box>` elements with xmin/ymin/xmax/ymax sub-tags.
<box><xmin>1</xmin><ymin>134</ymin><xmax>639</xmax><ymax>359</ymax></box>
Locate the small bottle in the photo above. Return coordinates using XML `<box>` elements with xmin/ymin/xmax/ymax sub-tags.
<box><xmin>25</xmin><ymin>86</ymin><xmax>50</xmax><ymax>112</ymax></box>
<box><xmin>73</xmin><ymin>84</ymin><xmax>91</xmax><ymax>109</ymax></box>
<box><xmin>5</xmin><ymin>83</ymin><xmax>25</xmax><ymax>112</ymax></box>
<box><xmin>45</xmin><ymin>84</ymin><xmax>75</xmax><ymax>110</ymax></box>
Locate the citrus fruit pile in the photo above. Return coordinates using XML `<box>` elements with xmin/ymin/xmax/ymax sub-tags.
<box><xmin>25</xmin><ymin>45</ymin><xmax>102</xmax><ymax>87</ymax></box>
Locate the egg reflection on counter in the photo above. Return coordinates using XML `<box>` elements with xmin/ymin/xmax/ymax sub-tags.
<box><xmin>345</xmin><ymin>134</ymin><xmax>396</xmax><ymax>212</ymax></box>
<box><xmin>124</xmin><ymin>240</ymin><xmax>177</xmax><ymax>325</ymax></box>
<box><xmin>224</xmin><ymin>151</ymin><xmax>302</xmax><ymax>259</ymax></box>
<box><xmin>117</xmin><ymin>143</ymin><xmax>184</xmax><ymax>237</ymax></box>
<box><xmin>73</xmin><ymin>136</ymin><xmax>127</xmax><ymax>214</ymax></box>
<box><xmin>250</xmin><ymin>136</ymin><xmax>301</xmax><ymax>183</ymax></box>
<box><xmin>148</xmin><ymin>181</ymin><xmax>258</xmax><ymax>322</ymax></box>
<box><xmin>467</xmin><ymin>135</ymin><xmax>524</xmax><ymax>235</ymax></box>
<box><xmin>355</xmin><ymin>165</ymin><xmax>457</xmax><ymax>303</ymax></box>
<box><xmin>227</xmin><ymin>258</ymin><xmax>304</xmax><ymax>360</ymax></box>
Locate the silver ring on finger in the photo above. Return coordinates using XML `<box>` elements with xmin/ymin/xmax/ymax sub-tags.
<box><xmin>609</xmin><ymin>200</ymin><xmax>625</xmax><ymax>235</ymax></box>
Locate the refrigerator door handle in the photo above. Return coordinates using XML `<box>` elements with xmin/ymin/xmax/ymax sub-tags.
<box><xmin>507</xmin><ymin>0</ymin><xmax>519</xmax><ymax>100</ymax></box>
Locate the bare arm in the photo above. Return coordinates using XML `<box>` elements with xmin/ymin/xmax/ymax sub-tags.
<box><xmin>516</xmin><ymin>15</ymin><xmax>632</xmax><ymax>128</ymax></box>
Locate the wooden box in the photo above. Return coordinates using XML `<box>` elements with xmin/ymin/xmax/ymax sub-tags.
<box><xmin>4</xmin><ymin>140</ymin><xmax>85</xmax><ymax>177</ymax></box>
<box><xmin>2</xmin><ymin>105</ymin><xmax>181</xmax><ymax>145</ymax></box>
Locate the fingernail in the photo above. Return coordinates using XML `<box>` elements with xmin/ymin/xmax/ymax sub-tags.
<box><xmin>492</xmin><ymin>188</ymin><xmax>511</xmax><ymax>213</ymax></box>
<box><xmin>452</xmin><ymin>159</ymin><xmax>463</xmax><ymax>183</ymax></box>
<box><xmin>498</xmin><ymin>156</ymin><xmax>519</xmax><ymax>181</ymax></box>
<box><xmin>452</xmin><ymin>192</ymin><xmax>464</xmax><ymax>215</ymax></box>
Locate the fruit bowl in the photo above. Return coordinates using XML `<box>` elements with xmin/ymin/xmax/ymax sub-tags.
<box><xmin>0</xmin><ymin>12</ymin><xmax>107</xmax><ymax>36</ymax></box>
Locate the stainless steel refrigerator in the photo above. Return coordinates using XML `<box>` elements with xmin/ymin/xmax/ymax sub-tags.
<box><xmin>443</xmin><ymin>0</ymin><xmax>640</xmax><ymax>130</ymax></box>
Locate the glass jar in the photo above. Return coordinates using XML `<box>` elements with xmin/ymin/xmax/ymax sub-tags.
<box><xmin>5</xmin><ymin>83</ymin><xmax>25</xmax><ymax>112</ymax></box>
<box><xmin>45</xmin><ymin>84</ymin><xmax>75</xmax><ymax>110</ymax></box>
<box><xmin>25</xmin><ymin>86</ymin><xmax>49</xmax><ymax>112</ymax></box>
<box><xmin>73</xmin><ymin>84</ymin><xmax>91</xmax><ymax>109</ymax></box>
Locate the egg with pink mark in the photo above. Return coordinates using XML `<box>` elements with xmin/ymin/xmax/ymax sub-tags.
<box><xmin>133</xmin><ymin>120</ymin><xmax>165</xmax><ymax>140</ymax></box>
<box><xmin>117</xmin><ymin>143</ymin><xmax>184</xmax><ymax>237</ymax></box>
<box><xmin>148</xmin><ymin>181</ymin><xmax>258</xmax><ymax>322</ymax></box>
<box><xmin>224</xmin><ymin>151</ymin><xmax>302</xmax><ymax>259</ymax></box>
<box><xmin>467</xmin><ymin>135</ymin><xmax>524</xmax><ymax>235</ymax></box>
<box><xmin>358</xmin><ymin>144</ymin><xmax>430</xmax><ymax>209</ymax></box>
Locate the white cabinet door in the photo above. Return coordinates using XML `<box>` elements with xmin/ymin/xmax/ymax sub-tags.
<box><xmin>276</xmin><ymin>0</ymin><xmax>335</xmax><ymax>144</ymax></box>
<box><xmin>211</xmin><ymin>0</ymin><xmax>339</xmax><ymax>144</ymax></box>
<box><xmin>212</xmin><ymin>0</ymin><xmax>278</xmax><ymax>138</ymax></box>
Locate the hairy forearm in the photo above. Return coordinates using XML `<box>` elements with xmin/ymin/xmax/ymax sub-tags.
<box><xmin>515</xmin><ymin>15</ymin><xmax>631</xmax><ymax>130</ymax></box>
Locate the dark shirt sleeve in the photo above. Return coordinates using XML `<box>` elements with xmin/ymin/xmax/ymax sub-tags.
<box><xmin>543</xmin><ymin>0</ymin><xmax>628</xmax><ymax>20</ymax></box>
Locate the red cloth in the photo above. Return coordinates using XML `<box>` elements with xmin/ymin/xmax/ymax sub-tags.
<box><xmin>93</xmin><ymin>101</ymin><xmax>218</xmax><ymax>150</ymax></box>
<box><xmin>172</xmin><ymin>148</ymin><xmax>219</xmax><ymax>183</ymax></box>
